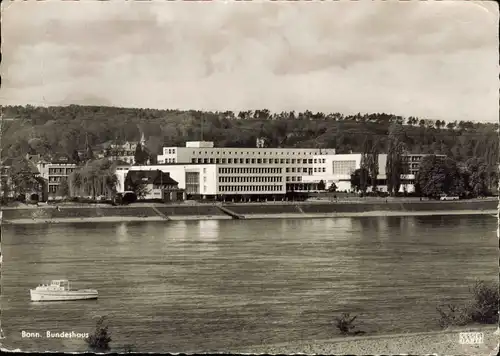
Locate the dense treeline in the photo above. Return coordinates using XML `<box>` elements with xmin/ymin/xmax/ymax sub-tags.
<box><xmin>1</xmin><ymin>104</ymin><xmax>498</xmax><ymax>170</ymax></box>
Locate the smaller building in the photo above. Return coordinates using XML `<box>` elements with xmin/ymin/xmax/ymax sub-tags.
<box><xmin>96</xmin><ymin>133</ymin><xmax>150</xmax><ymax>165</ymax></box>
<box><xmin>35</xmin><ymin>156</ymin><xmax>77</xmax><ymax>200</ymax></box>
<box><xmin>124</xmin><ymin>169</ymin><xmax>180</xmax><ymax>200</ymax></box>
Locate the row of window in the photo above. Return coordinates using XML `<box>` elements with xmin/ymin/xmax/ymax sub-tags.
<box><xmin>185</xmin><ymin>172</ymin><xmax>200</xmax><ymax>184</ymax></box>
<box><xmin>164</xmin><ymin>158</ymin><xmax>176</xmax><ymax>163</ymax></box>
<box><xmin>219</xmin><ymin>185</ymin><xmax>284</xmax><ymax>192</ymax></box>
<box><xmin>218</xmin><ymin>167</ymin><xmax>282</xmax><ymax>174</ymax></box>
<box><xmin>285</xmin><ymin>167</ymin><xmax>313</xmax><ymax>174</ymax></box>
<box><xmin>108</xmin><ymin>151</ymin><xmax>134</xmax><ymax>156</ymax></box>
<box><xmin>194</xmin><ymin>157</ymin><xmax>320</xmax><ymax>165</ymax></box>
<box><xmin>285</xmin><ymin>177</ymin><xmax>303</xmax><ymax>182</ymax></box>
<box><xmin>218</xmin><ymin>176</ymin><xmax>282</xmax><ymax>183</ymax></box>
<box><xmin>179</xmin><ymin>150</ymin><xmax>327</xmax><ymax>156</ymax></box>
<box><xmin>48</xmin><ymin>168</ymin><xmax>74</xmax><ymax>175</ymax></box>
<box><xmin>332</xmin><ymin>161</ymin><xmax>357</xmax><ymax>175</ymax></box>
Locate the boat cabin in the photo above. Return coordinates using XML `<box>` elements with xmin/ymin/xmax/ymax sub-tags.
<box><xmin>39</xmin><ymin>280</ymin><xmax>70</xmax><ymax>290</ymax></box>
<box><xmin>51</xmin><ymin>280</ymin><xmax>69</xmax><ymax>287</ymax></box>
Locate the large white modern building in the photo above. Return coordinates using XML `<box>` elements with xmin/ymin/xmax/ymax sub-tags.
<box><xmin>114</xmin><ymin>141</ymin><xmax>443</xmax><ymax>199</ymax></box>
<box><xmin>301</xmin><ymin>153</ymin><xmax>445</xmax><ymax>193</ymax></box>
<box><xmin>301</xmin><ymin>153</ymin><xmax>386</xmax><ymax>192</ymax></box>
<box><xmin>156</xmin><ymin>141</ymin><xmax>336</xmax><ymax>193</ymax></box>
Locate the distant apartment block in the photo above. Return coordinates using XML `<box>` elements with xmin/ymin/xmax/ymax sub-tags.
<box><xmin>403</xmin><ymin>154</ymin><xmax>446</xmax><ymax>176</ymax></box>
<box><xmin>35</xmin><ymin>156</ymin><xmax>77</xmax><ymax>199</ymax></box>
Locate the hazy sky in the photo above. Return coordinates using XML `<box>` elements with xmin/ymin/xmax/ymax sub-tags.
<box><xmin>1</xmin><ymin>0</ymin><xmax>498</xmax><ymax>122</ymax></box>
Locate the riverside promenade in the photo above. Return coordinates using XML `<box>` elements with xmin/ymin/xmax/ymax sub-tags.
<box><xmin>1</xmin><ymin>198</ymin><xmax>497</xmax><ymax>224</ymax></box>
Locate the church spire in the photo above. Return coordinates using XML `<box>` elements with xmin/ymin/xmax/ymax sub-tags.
<box><xmin>140</xmin><ymin>131</ymin><xmax>145</xmax><ymax>146</ymax></box>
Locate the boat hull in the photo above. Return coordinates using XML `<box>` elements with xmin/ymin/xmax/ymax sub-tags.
<box><xmin>30</xmin><ymin>289</ymin><xmax>98</xmax><ymax>302</ymax></box>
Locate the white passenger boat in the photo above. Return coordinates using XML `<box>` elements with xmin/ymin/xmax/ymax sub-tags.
<box><xmin>30</xmin><ymin>280</ymin><xmax>98</xmax><ymax>301</ymax></box>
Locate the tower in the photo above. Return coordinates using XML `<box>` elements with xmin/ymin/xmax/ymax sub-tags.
<box><xmin>140</xmin><ymin>131</ymin><xmax>146</xmax><ymax>146</ymax></box>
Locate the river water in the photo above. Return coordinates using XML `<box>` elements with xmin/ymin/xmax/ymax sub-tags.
<box><xmin>1</xmin><ymin>215</ymin><xmax>497</xmax><ymax>353</ymax></box>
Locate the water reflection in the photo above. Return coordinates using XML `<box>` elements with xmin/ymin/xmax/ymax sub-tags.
<box><xmin>198</xmin><ymin>220</ymin><xmax>219</xmax><ymax>243</ymax></box>
<box><xmin>168</xmin><ymin>221</ymin><xmax>188</xmax><ymax>242</ymax></box>
<box><xmin>116</xmin><ymin>223</ymin><xmax>128</xmax><ymax>243</ymax></box>
<box><xmin>323</xmin><ymin>217</ymin><xmax>353</xmax><ymax>234</ymax></box>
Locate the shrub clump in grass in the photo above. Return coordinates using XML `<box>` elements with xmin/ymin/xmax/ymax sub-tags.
<box><xmin>437</xmin><ymin>279</ymin><xmax>499</xmax><ymax>328</ymax></box>
<box><xmin>86</xmin><ymin>316</ymin><xmax>112</xmax><ymax>352</ymax></box>
<box><xmin>334</xmin><ymin>312</ymin><xmax>365</xmax><ymax>336</ymax></box>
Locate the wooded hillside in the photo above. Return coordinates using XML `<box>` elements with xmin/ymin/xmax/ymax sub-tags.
<box><xmin>1</xmin><ymin>105</ymin><xmax>498</xmax><ymax>168</ymax></box>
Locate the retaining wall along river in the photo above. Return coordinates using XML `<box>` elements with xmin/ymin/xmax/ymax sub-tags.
<box><xmin>1</xmin><ymin>199</ymin><xmax>497</xmax><ymax>224</ymax></box>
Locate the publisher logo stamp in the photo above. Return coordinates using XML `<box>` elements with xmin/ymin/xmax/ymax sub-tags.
<box><xmin>459</xmin><ymin>332</ymin><xmax>484</xmax><ymax>345</ymax></box>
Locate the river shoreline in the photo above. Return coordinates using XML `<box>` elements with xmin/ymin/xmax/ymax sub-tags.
<box><xmin>1</xmin><ymin>199</ymin><xmax>497</xmax><ymax>224</ymax></box>
<box><xmin>227</xmin><ymin>326</ymin><xmax>499</xmax><ymax>355</ymax></box>
<box><xmin>1</xmin><ymin>210</ymin><xmax>497</xmax><ymax>225</ymax></box>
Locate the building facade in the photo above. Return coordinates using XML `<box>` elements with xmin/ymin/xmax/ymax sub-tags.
<box><xmin>302</xmin><ymin>153</ymin><xmax>445</xmax><ymax>193</ymax></box>
<box><xmin>97</xmin><ymin>133</ymin><xmax>149</xmax><ymax>165</ymax></box>
<box><xmin>116</xmin><ymin>164</ymin><xmax>220</xmax><ymax>198</ymax></box>
<box><xmin>124</xmin><ymin>169</ymin><xmax>179</xmax><ymax>200</ymax></box>
<box><xmin>157</xmin><ymin>141</ymin><xmax>336</xmax><ymax>193</ymax></box>
<box><xmin>35</xmin><ymin>157</ymin><xmax>77</xmax><ymax>199</ymax></box>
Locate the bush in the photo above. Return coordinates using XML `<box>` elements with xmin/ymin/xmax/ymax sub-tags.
<box><xmin>437</xmin><ymin>280</ymin><xmax>499</xmax><ymax>328</ymax></box>
<box><xmin>436</xmin><ymin>304</ymin><xmax>472</xmax><ymax>328</ymax></box>
<box><xmin>469</xmin><ymin>280</ymin><xmax>499</xmax><ymax>324</ymax></box>
<box><xmin>333</xmin><ymin>313</ymin><xmax>365</xmax><ymax>336</ymax></box>
<box><xmin>86</xmin><ymin>316</ymin><xmax>112</xmax><ymax>352</ymax></box>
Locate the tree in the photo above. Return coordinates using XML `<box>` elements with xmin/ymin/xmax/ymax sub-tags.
<box><xmin>317</xmin><ymin>180</ymin><xmax>326</xmax><ymax>191</ymax></box>
<box><xmin>56</xmin><ymin>178</ymin><xmax>70</xmax><ymax>198</ymax></box>
<box><xmin>360</xmin><ymin>136</ymin><xmax>379</xmax><ymax>191</ymax></box>
<box><xmin>386</xmin><ymin>122</ymin><xmax>407</xmax><ymax>195</ymax></box>
<box><xmin>86</xmin><ymin>316</ymin><xmax>112</xmax><ymax>352</ymax></box>
<box><xmin>124</xmin><ymin>172</ymin><xmax>150</xmax><ymax>199</ymax></box>
<box><xmin>328</xmin><ymin>182</ymin><xmax>338</xmax><ymax>192</ymax></box>
<box><xmin>71</xmin><ymin>149</ymin><xmax>81</xmax><ymax>165</ymax></box>
<box><xmin>84</xmin><ymin>143</ymin><xmax>94</xmax><ymax>162</ymax></box>
<box><xmin>350</xmin><ymin>168</ymin><xmax>370</xmax><ymax>193</ymax></box>
<box><xmin>416</xmin><ymin>155</ymin><xmax>465</xmax><ymax>198</ymax></box>
<box><xmin>1</xmin><ymin>175</ymin><xmax>11</xmax><ymax>200</ymax></box>
<box><xmin>10</xmin><ymin>158</ymin><xmax>39</xmax><ymax>197</ymax></box>
<box><xmin>129</xmin><ymin>180</ymin><xmax>149</xmax><ymax>199</ymax></box>
<box><xmin>68</xmin><ymin>159</ymin><xmax>118</xmax><ymax>199</ymax></box>
<box><xmin>134</xmin><ymin>143</ymin><xmax>149</xmax><ymax>165</ymax></box>
<box><xmin>68</xmin><ymin>170</ymin><xmax>83</xmax><ymax>197</ymax></box>
<box><xmin>145</xmin><ymin>136</ymin><xmax>163</xmax><ymax>157</ymax></box>
<box><xmin>465</xmin><ymin>158</ymin><xmax>489</xmax><ymax>197</ymax></box>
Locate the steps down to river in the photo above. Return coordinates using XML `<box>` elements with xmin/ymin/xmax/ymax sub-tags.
<box><xmin>217</xmin><ymin>205</ymin><xmax>245</xmax><ymax>219</ymax></box>
<box><xmin>221</xmin><ymin>204</ymin><xmax>303</xmax><ymax>218</ymax></box>
<box><xmin>151</xmin><ymin>206</ymin><xmax>170</xmax><ymax>220</ymax></box>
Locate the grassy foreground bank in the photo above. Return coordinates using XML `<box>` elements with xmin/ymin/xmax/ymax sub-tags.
<box><xmin>1</xmin><ymin>199</ymin><xmax>497</xmax><ymax>224</ymax></box>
